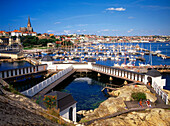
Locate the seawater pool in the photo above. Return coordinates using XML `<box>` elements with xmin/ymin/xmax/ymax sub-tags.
<box><xmin>52</xmin><ymin>72</ymin><xmax>129</xmax><ymax>111</ymax></box>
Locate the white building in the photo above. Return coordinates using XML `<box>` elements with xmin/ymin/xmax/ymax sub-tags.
<box><xmin>145</xmin><ymin>68</ymin><xmax>166</xmax><ymax>89</ymax></box>
<box><xmin>11</xmin><ymin>30</ymin><xmax>22</xmax><ymax>37</ymax></box>
<box><xmin>46</xmin><ymin>91</ymin><xmax>77</xmax><ymax>122</ymax></box>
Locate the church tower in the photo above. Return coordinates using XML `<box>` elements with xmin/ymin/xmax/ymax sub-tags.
<box><xmin>27</xmin><ymin>16</ymin><xmax>33</xmax><ymax>32</ymax></box>
<box><xmin>27</xmin><ymin>16</ymin><xmax>31</xmax><ymax>27</ymax></box>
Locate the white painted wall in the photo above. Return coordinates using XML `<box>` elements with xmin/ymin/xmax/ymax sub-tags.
<box><xmin>11</xmin><ymin>32</ymin><xmax>22</xmax><ymax>37</ymax></box>
<box><xmin>56</xmin><ymin>64</ymin><xmax>73</xmax><ymax>70</ymax></box>
<box><xmin>41</xmin><ymin>61</ymin><xmax>93</xmax><ymax>70</ymax></box>
<box><xmin>144</xmin><ymin>75</ymin><xmax>166</xmax><ymax>89</ymax></box>
<box><xmin>73</xmin><ymin>63</ymin><xmax>92</xmax><ymax>69</ymax></box>
<box><xmin>60</xmin><ymin>103</ymin><xmax>76</xmax><ymax>122</ymax></box>
<box><xmin>152</xmin><ymin>76</ymin><xmax>166</xmax><ymax>89</ymax></box>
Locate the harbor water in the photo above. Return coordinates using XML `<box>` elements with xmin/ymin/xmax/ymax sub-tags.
<box><xmin>0</xmin><ymin>42</ymin><xmax>170</xmax><ymax>111</ymax></box>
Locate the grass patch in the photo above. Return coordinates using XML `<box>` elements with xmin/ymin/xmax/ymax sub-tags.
<box><xmin>131</xmin><ymin>92</ymin><xmax>146</xmax><ymax>101</ymax></box>
<box><xmin>3</xmin><ymin>85</ymin><xmax>24</xmax><ymax>96</ymax></box>
<box><xmin>24</xmin><ymin>47</ymin><xmax>33</xmax><ymax>50</ymax></box>
<box><xmin>80</xmin><ymin>119</ymin><xmax>89</xmax><ymax>123</ymax></box>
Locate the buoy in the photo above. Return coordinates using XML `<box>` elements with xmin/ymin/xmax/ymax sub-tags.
<box><xmin>97</xmin><ymin>73</ymin><xmax>101</xmax><ymax>77</ymax></box>
<box><xmin>109</xmin><ymin>77</ymin><xmax>113</xmax><ymax>81</ymax></box>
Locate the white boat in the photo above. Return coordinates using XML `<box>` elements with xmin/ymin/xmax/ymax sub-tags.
<box><xmin>121</xmin><ymin>63</ymin><xmax>126</xmax><ymax>67</ymax></box>
<box><xmin>155</xmin><ymin>50</ymin><xmax>161</xmax><ymax>54</ymax></box>
<box><xmin>114</xmin><ymin>63</ymin><xmax>120</xmax><ymax>67</ymax></box>
<box><xmin>127</xmin><ymin>62</ymin><xmax>133</xmax><ymax>67</ymax></box>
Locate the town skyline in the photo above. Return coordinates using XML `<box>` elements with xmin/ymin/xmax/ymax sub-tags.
<box><xmin>0</xmin><ymin>0</ymin><xmax>170</xmax><ymax>36</ymax></box>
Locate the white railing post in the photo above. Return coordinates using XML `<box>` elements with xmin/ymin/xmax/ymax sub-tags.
<box><xmin>21</xmin><ymin>66</ymin><xmax>74</xmax><ymax>97</ymax></box>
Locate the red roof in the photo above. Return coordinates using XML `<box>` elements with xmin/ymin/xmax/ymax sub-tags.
<box><xmin>12</xmin><ymin>30</ymin><xmax>21</xmax><ymax>33</ymax></box>
<box><xmin>0</xmin><ymin>31</ymin><xmax>5</xmax><ymax>34</ymax></box>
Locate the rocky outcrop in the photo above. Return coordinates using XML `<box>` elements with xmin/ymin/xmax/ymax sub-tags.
<box><xmin>89</xmin><ymin>108</ymin><xmax>170</xmax><ymax>126</ymax></box>
<box><xmin>80</xmin><ymin>85</ymin><xmax>169</xmax><ymax>126</ymax></box>
<box><xmin>108</xmin><ymin>85</ymin><xmax>157</xmax><ymax>102</ymax></box>
<box><xmin>0</xmin><ymin>85</ymin><xmax>59</xmax><ymax>126</ymax></box>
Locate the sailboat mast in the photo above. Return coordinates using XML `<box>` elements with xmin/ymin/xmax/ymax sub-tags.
<box><xmin>150</xmin><ymin>42</ymin><xmax>152</xmax><ymax>66</ymax></box>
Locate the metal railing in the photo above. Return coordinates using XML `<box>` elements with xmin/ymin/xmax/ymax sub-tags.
<box><xmin>152</xmin><ymin>82</ymin><xmax>169</xmax><ymax>104</ymax></box>
<box><xmin>21</xmin><ymin>65</ymin><xmax>73</xmax><ymax>97</ymax></box>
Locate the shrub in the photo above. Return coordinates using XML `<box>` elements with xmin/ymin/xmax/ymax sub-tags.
<box><xmin>43</xmin><ymin>95</ymin><xmax>57</xmax><ymax>109</ymax></box>
<box><xmin>35</xmin><ymin>96</ymin><xmax>41</xmax><ymax>104</ymax></box>
<box><xmin>131</xmin><ymin>92</ymin><xmax>146</xmax><ymax>101</ymax></box>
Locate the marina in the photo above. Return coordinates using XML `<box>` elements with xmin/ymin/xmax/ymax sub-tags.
<box><xmin>0</xmin><ymin>42</ymin><xmax>170</xmax><ymax>111</ymax></box>
<box><xmin>1</xmin><ymin>0</ymin><xmax>170</xmax><ymax>125</ymax></box>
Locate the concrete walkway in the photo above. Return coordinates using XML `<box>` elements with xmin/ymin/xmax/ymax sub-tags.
<box><xmin>34</xmin><ymin>70</ymin><xmax>76</xmax><ymax>98</ymax></box>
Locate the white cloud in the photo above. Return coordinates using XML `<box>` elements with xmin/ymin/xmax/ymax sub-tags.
<box><xmin>97</xmin><ymin>29</ymin><xmax>110</xmax><ymax>32</ymax></box>
<box><xmin>76</xmin><ymin>29</ymin><xmax>86</xmax><ymax>33</ymax></box>
<box><xmin>64</xmin><ymin>30</ymin><xmax>71</xmax><ymax>34</ymax></box>
<box><xmin>77</xmin><ymin>24</ymin><xmax>88</xmax><ymax>27</ymax></box>
<box><xmin>128</xmin><ymin>29</ymin><xmax>134</xmax><ymax>33</ymax></box>
<box><xmin>47</xmin><ymin>30</ymin><xmax>55</xmax><ymax>33</ymax></box>
<box><xmin>54</xmin><ymin>22</ymin><xmax>61</xmax><ymax>24</ymax></box>
<box><xmin>128</xmin><ymin>16</ymin><xmax>135</xmax><ymax>19</ymax></box>
<box><xmin>106</xmin><ymin>7</ymin><xmax>126</xmax><ymax>11</ymax></box>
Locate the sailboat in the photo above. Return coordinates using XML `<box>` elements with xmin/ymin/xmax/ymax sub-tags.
<box><xmin>155</xmin><ymin>44</ymin><xmax>161</xmax><ymax>54</ymax></box>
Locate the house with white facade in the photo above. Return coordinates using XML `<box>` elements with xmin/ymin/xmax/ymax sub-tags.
<box><xmin>11</xmin><ymin>30</ymin><xmax>22</xmax><ymax>37</ymax></box>
<box><xmin>145</xmin><ymin>68</ymin><xmax>166</xmax><ymax>89</ymax></box>
<box><xmin>45</xmin><ymin>91</ymin><xmax>77</xmax><ymax>122</ymax></box>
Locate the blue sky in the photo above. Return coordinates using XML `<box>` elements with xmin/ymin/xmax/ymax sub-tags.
<box><xmin>0</xmin><ymin>0</ymin><xmax>170</xmax><ymax>36</ymax></box>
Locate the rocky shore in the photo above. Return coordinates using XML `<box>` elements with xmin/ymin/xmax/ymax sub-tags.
<box><xmin>0</xmin><ymin>81</ymin><xmax>60</xmax><ymax>126</ymax></box>
<box><xmin>78</xmin><ymin>85</ymin><xmax>170</xmax><ymax>126</ymax></box>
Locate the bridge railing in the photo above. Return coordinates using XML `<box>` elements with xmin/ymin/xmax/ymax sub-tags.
<box><xmin>91</xmin><ymin>64</ymin><xmax>145</xmax><ymax>83</ymax></box>
<box><xmin>21</xmin><ymin>65</ymin><xmax>74</xmax><ymax>97</ymax></box>
<box><xmin>152</xmin><ymin>82</ymin><xmax>169</xmax><ymax>104</ymax></box>
<box><xmin>0</xmin><ymin>64</ymin><xmax>47</xmax><ymax>79</ymax></box>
